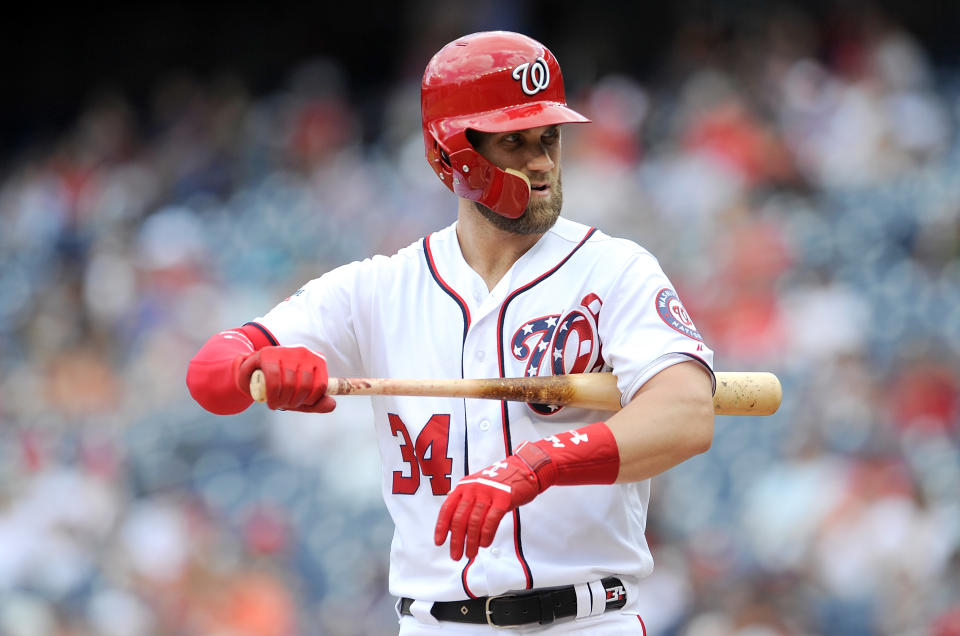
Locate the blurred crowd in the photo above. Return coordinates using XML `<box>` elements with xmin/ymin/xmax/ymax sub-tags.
<box><xmin>1</xmin><ymin>5</ymin><xmax>959</xmax><ymax>636</ymax></box>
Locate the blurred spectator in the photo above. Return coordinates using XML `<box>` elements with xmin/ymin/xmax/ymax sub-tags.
<box><xmin>887</xmin><ymin>353</ymin><xmax>960</xmax><ymax>436</ymax></box>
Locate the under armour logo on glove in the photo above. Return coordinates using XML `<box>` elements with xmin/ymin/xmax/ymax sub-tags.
<box><xmin>545</xmin><ymin>435</ymin><xmax>564</xmax><ymax>448</ymax></box>
<box><xmin>482</xmin><ymin>461</ymin><xmax>510</xmax><ymax>478</ymax></box>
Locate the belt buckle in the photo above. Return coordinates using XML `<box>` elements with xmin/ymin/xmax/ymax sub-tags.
<box><xmin>485</xmin><ymin>594</ymin><xmax>521</xmax><ymax>629</ymax></box>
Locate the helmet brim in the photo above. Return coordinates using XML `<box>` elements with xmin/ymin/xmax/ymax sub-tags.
<box><xmin>440</xmin><ymin>101</ymin><xmax>590</xmax><ymax>136</ymax></box>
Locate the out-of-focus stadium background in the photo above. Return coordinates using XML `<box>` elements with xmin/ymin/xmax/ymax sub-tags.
<box><xmin>2</xmin><ymin>2</ymin><xmax>959</xmax><ymax>634</ymax></box>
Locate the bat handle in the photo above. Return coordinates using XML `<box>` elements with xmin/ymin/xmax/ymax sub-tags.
<box><xmin>250</xmin><ymin>369</ymin><xmax>267</xmax><ymax>402</ymax></box>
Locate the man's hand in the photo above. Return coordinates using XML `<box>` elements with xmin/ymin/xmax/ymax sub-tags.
<box><xmin>234</xmin><ymin>345</ymin><xmax>336</xmax><ymax>413</ymax></box>
<box><xmin>434</xmin><ymin>443</ymin><xmax>554</xmax><ymax>560</ymax></box>
<box><xmin>434</xmin><ymin>422</ymin><xmax>620</xmax><ymax>560</ymax></box>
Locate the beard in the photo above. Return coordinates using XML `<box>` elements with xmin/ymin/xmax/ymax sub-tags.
<box><xmin>473</xmin><ymin>172</ymin><xmax>563</xmax><ymax>235</ymax></box>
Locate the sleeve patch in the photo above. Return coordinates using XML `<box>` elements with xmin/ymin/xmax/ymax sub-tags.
<box><xmin>283</xmin><ymin>288</ymin><xmax>306</xmax><ymax>302</ymax></box>
<box><xmin>655</xmin><ymin>288</ymin><xmax>703</xmax><ymax>341</ymax></box>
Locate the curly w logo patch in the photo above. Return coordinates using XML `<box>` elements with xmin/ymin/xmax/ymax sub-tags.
<box><xmin>511</xmin><ymin>294</ymin><xmax>605</xmax><ymax>415</ymax></box>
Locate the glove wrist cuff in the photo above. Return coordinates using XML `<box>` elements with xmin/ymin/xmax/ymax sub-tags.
<box><xmin>530</xmin><ymin>421</ymin><xmax>620</xmax><ymax>486</ymax></box>
<box><xmin>514</xmin><ymin>442</ymin><xmax>558</xmax><ymax>492</ymax></box>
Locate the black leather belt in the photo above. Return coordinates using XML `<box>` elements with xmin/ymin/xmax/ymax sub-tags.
<box><xmin>399</xmin><ymin>576</ymin><xmax>626</xmax><ymax>627</ymax></box>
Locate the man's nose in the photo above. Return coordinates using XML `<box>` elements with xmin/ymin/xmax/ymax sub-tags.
<box><xmin>526</xmin><ymin>146</ymin><xmax>555</xmax><ymax>172</ymax></box>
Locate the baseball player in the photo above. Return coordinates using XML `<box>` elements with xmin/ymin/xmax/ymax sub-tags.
<box><xmin>187</xmin><ymin>31</ymin><xmax>715</xmax><ymax>634</ymax></box>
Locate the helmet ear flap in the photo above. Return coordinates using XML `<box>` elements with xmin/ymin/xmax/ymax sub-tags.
<box><xmin>447</xmin><ymin>145</ymin><xmax>531</xmax><ymax>218</ymax></box>
<box><xmin>491</xmin><ymin>168</ymin><xmax>532</xmax><ymax>219</ymax></box>
<box><xmin>427</xmin><ymin>127</ymin><xmax>530</xmax><ymax>218</ymax></box>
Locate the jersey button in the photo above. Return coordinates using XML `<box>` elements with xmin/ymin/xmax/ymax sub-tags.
<box><xmin>475</xmin><ymin>350</ymin><xmax>485</xmax><ymax>361</ymax></box>
<box><xmin>491</xmin><ymin>548</ymin><xmax>501</xmax><ymax>557</ymax></box>
<box><xmin>479</xmin><ymin>420</ymin><xmax>490</xmax><ymax>431</ymax></box>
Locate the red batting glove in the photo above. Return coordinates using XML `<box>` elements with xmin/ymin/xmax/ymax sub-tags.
<box><xmin>434</xmin><ymin>442</ymin><xmax>551</xmax><ymax>561</ymax></box>
<box><xmin>234</xmin><ymin>345</ymin><xmax>337</xmax><ymax>413</ymax></box>
<box><xmin>435</xmin><ymin>421</ymin><xmax>620</xmax><ymax>561</ymax></box>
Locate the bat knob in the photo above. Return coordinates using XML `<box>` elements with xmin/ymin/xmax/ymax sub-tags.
<box><xmin>250</xmin><ymin>369</ymin><xmax>267</xmax><ymax>402</ymax></box>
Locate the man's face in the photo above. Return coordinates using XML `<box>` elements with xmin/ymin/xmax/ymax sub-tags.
<box><xmin>469</xmin><ymin>125</ymin><xmax>564</xmax><ymax>235</ymax></box>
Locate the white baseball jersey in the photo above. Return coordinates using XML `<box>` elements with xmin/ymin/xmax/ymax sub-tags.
<box><xmin>253</xmin><ymin>216</ymin><xmax>714</xmax><ymax>604</ymax></box>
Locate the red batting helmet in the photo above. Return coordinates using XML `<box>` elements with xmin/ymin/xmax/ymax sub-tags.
<box><xmin>421</xmin><ymin>31</ymin><xmax>590</xmax><ymax>218</ymax></box>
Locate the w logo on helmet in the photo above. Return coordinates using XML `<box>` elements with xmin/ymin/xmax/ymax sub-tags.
<box><xmin>512</xmin><ymin>57</ymin><xmax>550</xmax><ymax>96</ymax></box>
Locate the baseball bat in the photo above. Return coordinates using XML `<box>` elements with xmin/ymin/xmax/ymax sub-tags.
<box><xmin>249</xmin><ymin>370</ymin><xmax>781</xmax><ymax>416</ymax></box>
